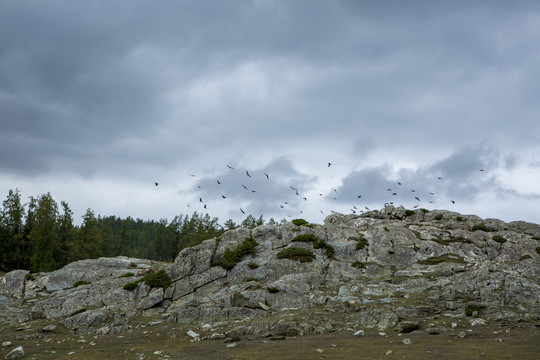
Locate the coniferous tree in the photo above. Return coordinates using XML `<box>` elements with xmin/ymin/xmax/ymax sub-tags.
<box><xmin>71</xmin><ymin>208</ymin><xmax>105</xmax><ymax>261</ymax></box>
<box><xmin>57</xmin><ymin>201</ymin><xmax>74</xmax><ymax>268</ymax></box>
<box><xmin>1</xmin><ymin>189</ymin><xmax>27</xmax><ymax>270</ymax></box>
<box><xmin>29</xmin><ymin>193</ymin><xmax>60</xmax><ymax>272</ymax></box>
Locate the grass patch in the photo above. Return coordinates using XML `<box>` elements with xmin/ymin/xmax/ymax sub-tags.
<box><xmin>350</xmin><ymin>261</ymin><xmax>365</xmax><ymax>269</ymax></box>
<box><xmin>536</xmin><ymin>247</ymin><xmax>540</xmax><ymax>255</ymax></box>
<box><xmin>292</xmin><ymin>219</ymin><xmax>309</xmax><ymax>226</ymax></box>
<box><xmin>247</xmin><ymin>261</ymin><xmax>260</xmax><ymax>269</ymax></box>
<box><xmin>456</xmin><ymin>216</ymin><xmax>463</xmax><ymax>221</ymax></box>
<box><xmin>267</xmin><ymin>286</ymin><xmax>280</xmax><ymax>293</ymax></box>
<box><xmin>211</xmin><ymin>237</ymin><xmax>258</xmax><ymax>270</ymax></box>
<box><xmin>356</xmin><ymin>237</ymin><xmax>368</xmax><ymax>250</ymax></box>
<box><xmin>492</xmin><ymin>235</ymin><xmax>507</xmax><ymax>243</ymax></box>
<box><xmin>420</xmin><ymin>208</ymin><xmax>429</xmax><ymax>213</ymax></box>
<box><xmin>433</xmin><ymin>214</ymin><xmax>443</xmax><ymax>221</ymax></box>
<box><xmin>140</xmin><ymin>269</ymin><xmax>172</xmax><ymax>289</ymax></box>
<box><xmin>123</xmin><ymin>282</ymin><xmax>138</xmax><ymax>291</ymax></box>
<box><xmin>418</xmin><ymin>253</ymin><xmax>466</xmax><ymax>265</ymax></box>
<box><xmin>245</xmin><ymin>277</ymin><xmax>259</xmax><ymax>282</ymax></box>
<box><xmin>383</xmin><ymin>227</ymin><xmax>390</xmax><ymax>232</ymax></box>
<box><xmin>73</xmin><ymin>280</ymin><xmax>91</xmax><ymax>288</ymax></box>
<box><xmin>532</xmin><ymin>236</ymin><xmax>540</xmax><ymax>240</ymax></box>
<box><xmin>25</xmin><ymin>273</ymin><xmax>36</xmax><ymax>281</ymax></box>
<box><xmin>292</xmin><ymin>233</ymin><xmax>335</xmax><ymax>258</ymax></box>
<box><xmin>405</xmin><ymin>210</ymin><xmax>415</xmax><ymax>217</ymax></box>
<box><xmin>277</xmin><ymin>247</ymin><xmax>315</xmax><ymax>262</ymax></box>
<box><xmin>118</xmin><ymin>272</ymin><xmax>135</xmax><ymax>278</ymax></box>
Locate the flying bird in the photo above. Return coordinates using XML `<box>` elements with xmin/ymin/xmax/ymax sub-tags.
<box><xmin>328</xmin><ymin>163</ymin><xmax>332</xmax><ymax>167</ymax></box>
<box><xmin>246</xmin><ymin>170</ymin><xmax>251</xmax><ymax>177</ymax></box>
<box><xmin>155</xmin><ymin>182</ymin><xmax>159</xmax><ymax>186</ymax></box>
<box><xmin>240</xmin><ymin>208</ymin><xmax>245</xmax><ymax>214</ymax></box>
<box><xmin>451</xmin><ymin>200</ymin><xmax>455</xmax><ymax>204</ymax></box>
<box><xmin>397</xmin><ymin>182</ymin><xmax>402</xmax><ymax>185</ymax></box>
<box><xmin>199</xmin><ymin>197</ymin><xmax>203</xmax><ymax>203</ymax></box>
<box><xmin>227</xmin><ymin>165</ymin><xmax>234</xmax><ymax>169</ymax></box>
<box><xmin>222</xmin><ymin>195</ymin><xmax>226</xmax><ymax>199</ymax></box>
<box><xmin>415</xmin><ymin>196</ymin><xmax>421</xmax><ymax>201</ymax></box>
<box><xmin>242</xmin><ymin>184</ymin><xmax>249</xmax><ymax>190</ymax></box>
<box><xmin>217</xmin><ymin>180</ymin><xmax>221</xmax><ymax>184</ymax></box>
<box><xmin>437</xmin><ymin>177</ymin><xmax>443</xmax><ymax>180</ymax></box>
<box><xmin>357</xmin><ymin>195</ymin><xmax>362</xmax><ymax>198</ymax></box>
<box><xmin>264</xmin><ymin>173</ymin><xmax>269</xmax><ymax>179</ymax></box>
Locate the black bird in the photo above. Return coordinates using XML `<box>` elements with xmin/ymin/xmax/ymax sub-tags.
<box><xmin>387</xmin><ymin>189</ymin><xmax>392</xmax><ymax>191</ymax></box>
<box><xmin>246</xmin><ymin>170</ymin><xmax>251</xmax><ymax>177</ymax></box>
<box><xmin>415</xmin><ymin>196</ymin><xmax>420</xmax><ymax>201</ymax></box>
<box><xmin>411</xmin><ymin>190</ymin><xmax>416</xmax><ymax>192</ymax></box>
<box><xmin>413</xmin><ymin>205</ymin><xmax>419</xmax><ymax>208</ymax></box>
<box><xmin>187</xmin><ymin>204</ymin><xmax>191</xmax><ymax>207</ymax></box>
<box><xmin>199</xmin><ymin>197</ymin><xmax>203</xmax><ymax>203</ymax></box>
<box><xmin>328</xmin><ymin>162</ymin><xmax>332</xmax><ymax>167</ymax></box>
<box><xmin>196</xmin><ymin>185</ymin><xmax>201</xmax><ymax>189</ymax></box>
<box><xmin>204</xmin><ymin>204</ymin><xmax>207</xmax><ymax>209</ymax></box>
<box><xmin>451</xmin><ymin>200</ymin><xmax>455</xmax><ymax>204</ymax></box>
<box><xmin>429</xmin><ymin>192</ymin><xmax>435</xmax><ymax>195</ymax></box>
<box><xmin>357</xmin><ymin>195</ymin><xmax>362</xmax><ymax>198</ymax></box>
<box><xmin>332</xmin><ymin>188</ymin><xmax>337</xmax><ymax>193</ymax></box>
<box><xmin>290</xmin><ymin>186</ymin><xmax>297</xmax><ymax>191</ymax></box>
<box><xmin>437</xmin><ymin>177</ymin><xmax>443</xmax><ymax>180</ymax></box>
<box><xmin>397</xmin><ymin>182</ymin><xmax>402</xmax><ymax>185</ymax></box>
<box><xmin>479</xmin><ymin>169</ymin><xmax>484</xmax><ymax>172</ymax></box>
<box><xmin>242</xmin><ymin>184</ymin><xmax>248</xmax><ymax>190</ymax></box>
<box><xmin>392</xmin><ymin>193</ymin><xmax>397</xmax><ymax>196</ymax></box>
<box><xmin>280</xmin><ymin>205</ymin><xmax>284</xmax><ymax>208</ymax></box>
<box><xmin>240</xmin><ymin>208</ymin><xmax>245</xmax><ymax>214</ymax></box>
<box><xmin>217</xmin><ymin>180</ymin><xmax>221</xmax><ymax>184</ymax></box>
<box><xmin>365</xmin><ymin>206</ymin><xmax>370</xmax><ymax>210</ymax></box>
<box><xmin>190</xmin><ymin>174</ymin><xmax>196</xmax><ymax>177</ymax></box>
<box><xmin>155</xmin><ymin>182</ymin><xmax>159</xmax><ymax>186</ymax></box>
<box><xmin>264</xmin><ymin>173</ymin><xmax>269</xmax><ymax>179</ymax></box>
<box><xmin>227</xmin><ymin>165</ymin><xmax>234</xmax><ymax>169</ymax></box>
<box><xmin>303</xmin><ymin>197</ymin><xmax>307</xmax><ymax>201</ymax></box>
<box><xmin>222</xmin><ymin>195</ymin><xmax>226</xmax><ymax>199</ymax></box>
<box><xmin>251</xmin><ymin>190</ymin><xmax>256</xmax><ymax>193</ymax></box>
<box><xmin>318</xmin><ymin>193</ymin><xmax>323</xmax><ymax>196</ymax></box>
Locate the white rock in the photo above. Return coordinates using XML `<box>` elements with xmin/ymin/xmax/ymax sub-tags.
<box><xmin>315</xmin><ymin>348</ymin><xmax>324</xmax><ymax>354</ymax></box>
<box><xmin>5</xmin><ymin>346</ymin><xmax>25</xmax><ymax>360</ymax></box>
<box><xmin>403</xmin><ymin>338</ymin><xmax>412</xmax><ymax>345</ymax></box>
<box><xmin>2</xmin><ymin>341</ymin><xmax>12</xmax><ymax>347</ymax></box>
<box><xmin>353</xmin><ymin>330</ymin><xmax>365</xmax><ymax>336</ymax></box>
<box><xmin>187</xmin><ymin>329</ymin><xmax>200</xmax><ymax>338</ymax></box>
<box><xmin>226</xmin><ymin>343</ymin><xmax>237</xmax><ymax>348</ymax></box>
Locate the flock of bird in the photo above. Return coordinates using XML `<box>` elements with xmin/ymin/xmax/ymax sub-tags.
<box><xmin>155</xmin><ymin>163</ymin><xmax>487</xmax><ymax>220</ymax></box>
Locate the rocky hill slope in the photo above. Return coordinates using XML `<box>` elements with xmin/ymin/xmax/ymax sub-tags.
<box><xmin>1</xmin><ymin>206</ymin><xmax>539</xmax><ymax>339</ymax></box>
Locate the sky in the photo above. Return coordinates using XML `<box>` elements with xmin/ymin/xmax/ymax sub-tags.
<box><xmin>1</xmin><ymin>0</ymin><xmax>539</xmax><ymax>226</ymax></box>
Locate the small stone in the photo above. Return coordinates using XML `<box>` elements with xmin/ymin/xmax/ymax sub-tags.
<box><xmin>385</xmin><ymin>350</ymin><xmax>393</xmax><ymax>356</ymax></box>
<box><xmin>258</xmin><ymin>302</ymin><xmax>270</xmax><ymax>311</ymax></box>
<box><xmin>42</xmin><ymin>324</ymin><xmax>57</xmax><ymax>333</ymax></box>
<box><xmin>469</xmin><ymin>318</ymin><xmax>487</xmax><ymax>327</ymax></box>
<box><xmin>353</xmin><ymin>330</ymin><xmax>365</xmax><ymax>336</ymax></box>
<box><xmin>457</xmin><ymin>331</ymin><xmax>467</xmax><ymax>338</ymax></box>
<box><xmin>209</xmin><ymin>333</ymin><xmax>226</xmax><ymax>340</ymax></box>
<box><xmin>315</xmin><ymin>348</ymin><xmax>324</xmax><ymax>354</ymax></box>
<box><xmin>226</xmin><ymin>343</ymin><xmax>237</xmax><ymax>348</ymax></box>
<box><xmin>67</xmin><ymin>352</ymin><xmax>76</xmax><ymax>355</ymax></box>
<box><xmin>187</xmin><ymin>330</ymin><xmax>200</xmax><ymax>338</ymax></box>
<box><xmin>153</xmin><ymin>351</ymin><xmax>163</xmax><ymax>355</ymax></box>
<box><xmin>451</xmin><ymin>322</ymin><xmax>458</xmax><ymax>329</ymax></box>
<box><xmin>403</xmin><ymin>338</ymin><xmax>412</xmax><ymax>345</ymax></box>
<box><xmin>5</xmin><ymin>346</ymin><xmax>25</xmax><ymax>360</ymax></box>
<box><xmin>2</xmin><ymin>341</ymin><xmax>12</xmax><ymax>347</ymax></box>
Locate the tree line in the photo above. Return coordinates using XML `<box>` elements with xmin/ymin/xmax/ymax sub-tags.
<box><xmin>0</xmin><ymin>189</ymin><xmax>277</xmax><ymax>273</ymax></box>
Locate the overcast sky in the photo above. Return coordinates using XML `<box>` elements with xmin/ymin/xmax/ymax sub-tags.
<box><xmin>1</xmin><ymin>0</ymin><xmax>539</xmax><ymax>226</ymax></box>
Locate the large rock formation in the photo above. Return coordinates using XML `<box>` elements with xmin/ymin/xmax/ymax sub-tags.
<box><xmin>1</xmin><ymin>206</ymin><xmax>539</xmax><ymax>336</ymax></box>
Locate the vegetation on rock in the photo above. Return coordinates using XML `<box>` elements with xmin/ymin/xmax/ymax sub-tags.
<box><xmin>118</xmin><ymin>272</ymin><xmax>135</xmax><ymax>278</ymax></box>
<box><xmin>292</xmin><ymin>233</ymin><xmax>335</xmax><ymax>258</ymax></box>
<box><xmin>472</xmin><ymin>223</ymin><xmax>492</xmax><ymax>232</ymax></box>
<box><xmin>123</xmin><ymin>282</ymin><xmax>138</xmax><ymax>291</ymax></box>
<box><xmin>140</xmin><ymin>269</ymin><xmax>172</xmax><ymax>289</ymax></box>
<box><xmin>211</xmin><ymin>237</ymin><xmax>258</xmax><ymax>270</ymax></box>
<box><xmin>356</xmin><ymin>237</ymin><xmax>368</xmax><ymax>250</ymax></box>
<box><xmin>491</xmin><ymin>235</ymin><xmax>507</xmax><ymax>243</ymax></box>
<box><xmin>350</xmin><ymin>261</ymin><xmax>365</xmax><ymax>269</ymax></box>
<box><xmin>276</xmin><ymin>247</ymin><xmax>315</xmax><ymax>262</ymax></box>
<box><xmin>73</xmin><ymin>280</ymin><xmax>91</xmax><ymax>288</ymax></box>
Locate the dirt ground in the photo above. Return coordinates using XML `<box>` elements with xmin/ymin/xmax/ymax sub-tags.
<box><xmin>1</xmin><ymin>320</ymin><xmax>539</xmax><ymax>360</ymax></box>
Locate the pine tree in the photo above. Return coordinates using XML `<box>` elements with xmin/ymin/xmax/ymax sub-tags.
<box><xmin>0</xmin><ymin>189</ymin><xmax>27</xmax><ymax>270</ymax></box>
<box><xmin>71</xmin><ymin>208</ymin><xmax>105</xmax><ymax>261</ymax></box>
<box><xmin>29</xmin><ymin>193</ymin><xmax>60</xmax><ymax>272</ymax></box>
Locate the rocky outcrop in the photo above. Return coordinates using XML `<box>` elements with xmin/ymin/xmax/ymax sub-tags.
<box><xmin>1</xmin><ymin>206</ymin><xmax>539</xmax><ymax>336</ymax></box>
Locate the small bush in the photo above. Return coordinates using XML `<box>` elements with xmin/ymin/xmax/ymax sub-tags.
<box><xmin>350</xmin><ymin>261</ymin><xmax>365</xmax><ymax>269</ymax></box>
<box><xmin>277</xmin><ymin>247</ymin><xmax>315</xmax><ymax>262</ymax></box>
<box><xmin>532</xmin><ymin>236</ymin><xmax>540</xmax><ymax>240</ymax></box>
<box><xmin>215</xmin><ymin>237</ymin><xmax>221</xmax><ymax>245</ymax></box>
<box><xmin>212</xmin><ymin>237</ymin><xmax>258</xmax><ymax>270</ymax></box>
<box><xmin>456</xmin><ymin>216</ymin><xmax>464</xmax><ymax>221</ymax></box>
<box><xmin>123</xmin><ymin>282</ymin><xmax>138</xmax><ymax>291</ymax></box>
<box><xmin>388</xmin><ymin>250</ymin><xmax>395</xmax><ymax>254</ymax></box>
<box><xmin>292</xmin><ymin>219</ymin><xmax>309</xmax><ymax>226</ymax></box>
<box><xmin>118</xmin><ymin>272</ymin><xmax>135</xmax><ymax>278</ymax></box>
<box><xmin>25</xmin><ymin>273</ymin><xmax>36</xmax><ymax>281</ymax></box>
<box><xmin>465</xmin><ymin>304</ymin><xmax>485</xmax><ymax>317</ymax></box>
<box><xmin>73</xmin><ymin>280</ymin><xmax>91</xmax><ymax>288</ymax></box>
<box><xmin>245</xmin><ymin>277</ymin><xmax>259</xmax><ymax>282</ymax></box>
<box><xmin>536</xmin><ymin>247</ymin><xmax>540</xmax><ymax>255</ymax></box>
<box><xmin>405</xmin><ymin>210</ymin><xmax>415</xmax><ymax>217</ymax></box>
<box><xmin>267</xmin><ymin>286</ymin><xmax>280</xmax><ymax>293</ymax></box>
<box><xmin>492</xmin><ymin>235</ymin><xmax>507</xmax><ymax>243</ymax></box>
<box><xmin>292</xmin><ymin>233</ymin><xmax>335</xmax><ymax>258</ymax></box>
<box><xmin>383</xmin><ymin>227</ymin><xmax>390</xmax><ymax>232</ymax></box>
<box><xmin>433</xmin><ymin>214</ymin><xmax>443</xmax><ymax>221</ymax></box>
<box><xmin>247</xmin><ymin>261</ymin><xmax>260</xmax><ymax>269</ymax></box>
<box><xmin>472</xmin><ymin>223</ymin><xmax>491</xmax><ymax>232</ymax></box>
<box><xmin>356</xmin><ymin>237</ymin><xmax>368</xmax><ymax>250</ymax></box>
<box><xmin>420</xmin><ymin>208</ymin><xmax>429</xmax><ymax>213</ymax></box>
<box><xmin>141</xmin><ymin>269</ymin><xmax>172</xmax><ymax>289</ymax></box>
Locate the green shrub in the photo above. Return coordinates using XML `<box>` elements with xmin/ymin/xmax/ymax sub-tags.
<box><xmin>25</xmin><ymin>273</ymin><xmax>36</xmax><ymax>281</ymax></box>
<box><xmin>383</xmin><ymin>227</ymin><xmax>390</xmax><ymax>232</ymax></box>
<box><xmin>73</xmin><ymin>280</ymin><xmax>91</xmax><ymax>288</ymax></box>
<box><xmin>141</xmin><ymin>269</ymin><xmax>172</xmax><ymax>289</ymax></box>
<box><xmin>292</xmin><ymin>219</ymin><xmax>309</xmax><ymax>226</ymax></box>
<box><xmin>456</xmin><ymin>216</ymin><xmax>463</xmax><ymax>221</ymax></box>
<box><xmin>118</xmin><ymin>272</ymin><xmax>135</xmax><ymax>278</ymax></box>
<box><xmin>247</xmin><ymin>261</ymin><xmax>260</xmax><ymax>269</ymax></box>
<box><xmin>292</xmin><ymin>233</ymin><xmax>335</xmax><ymax>258</ymax></box>
<box><xmin>350</xmin><ymin>261</ymin><xmax>365</xmax><ymax>269</ymax></box>
<box><xmin>211</xmin><ymin>237</ymin><xmax>258</xmax><ymax>270</ymax></box>
<box><xmin>215</xmin><ymin>237</ymin><xmax>221</xmax><ymax>245</ymax></box>
<box><xmin>465</xmin><ymin>304</ymin><xmax>485</xmax><ymax>317</ymax></box>
<box><xmin>472</xmin><ymin>223</ymin><xmax>491</xmax><ymax>232</ymax></box>
<box><xmin>245</xmin><ymin>277</ymin><xmax>259</xmax><ymax>282</ymax></box>
<box><xmin>405</xmin><ymin>210</ymin><xmax>415</xmax><ymax>216</ymax></box>
<box><xmin>535</xmin><ymin>247</ymin><xmax>540</xmax><ymax>255</ymax></box>
<box><xmin>388</xmin><ymin>250</ymin><xmax>395</xmax><ymax>254</ymax></box>
<box><xmin>433</xmin><ymin>214</ymin><xmax>443</xmax><ymax>221</ymax></box>
<box><xmin>492</xmin><ymin>235</ymin><xmax>507</xmax><ymax>243</ymax></box>
<box><xmin>123</xmin><ymin>282</ymin><xmax>138</xmax><ymax>291</ymax></box>
<box><xmin>532</xmin><ymin>236</ymin><xmax>540</xmax><ymax>240</ymax></box>
<box><xmin>420</xmin><ymin>208</ymin><xmax>429</xmax><ymax>213</ymax></box>
<box><xmin>277</xmin><ymin>247</ymin><xmax>315</xmax><ymax>262</ymax></box>
<box><xmin>267</xmin><ymin>286</ymin><xmax>280</xmax><ymax>293</ymax></box>
<box><xmin>356</xmin><ymin>237</ymin><xmax>368</xmax><ymax>250</ymax></box>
